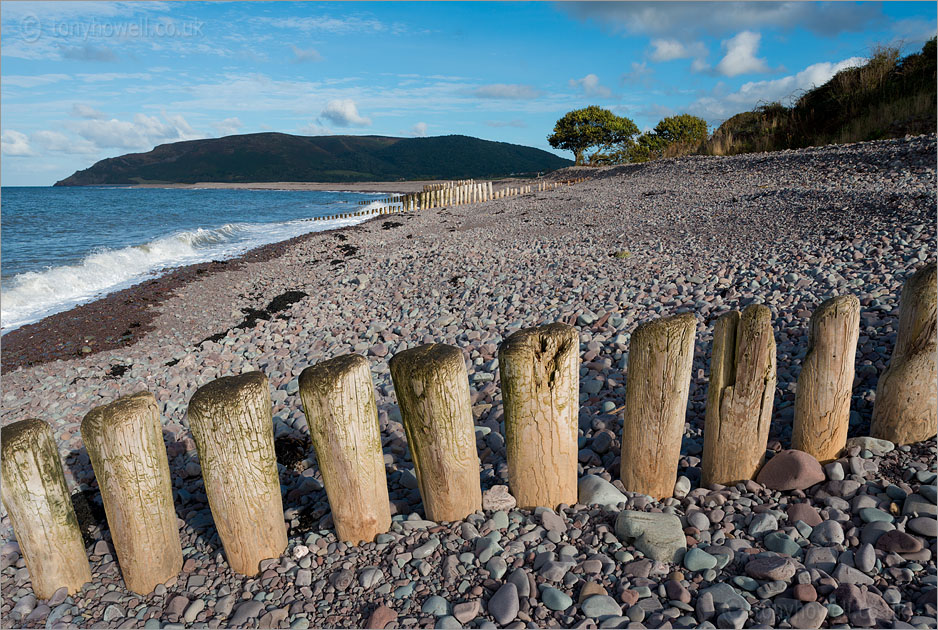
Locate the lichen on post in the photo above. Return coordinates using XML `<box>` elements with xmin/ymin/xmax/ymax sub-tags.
<box><xmin>1</xmin><ymin>419</ymin><xmax>91</xmax><ymax>599</ymax></box>
<box><xmin>389</xmin><ymin>344</ymin><xmax>481</xmax><ymax>522</ymax></box>
<box><xmin>620</xmin><ymin>312</ymin><xmax>696</xmax><ymax>499</ymax></box>
<box><xmin>81</xmin><ymin>391</ymin><xmax>183</xmax><ymax>594</ymax></box>
<box><xmin>499</xmin><ymin>323</ymin><xmax>579</xmax><ymax>509</ymax></box>
<box><xmin>872</xmin><ymin>263</ymin><xmax>937</xmax><ymax>444</ymax></box>
<box><xmin>187</xmin><ymin>371</ymin><xmax>287</xmax><ymax>576</ymax></box>
<box><xmin>702</xmin><ymin>304</ymin><xmax>777</xmax><ymax>486</ymax></box>
<box><xmin>792</xmin><ymin>294</ymin><xmax>860</xmax><ymax>462</ymax></box>
<box><xmin>298</xmin><ymin>354</ymin><xmax>391</xmax><ymax>544</ymax></box>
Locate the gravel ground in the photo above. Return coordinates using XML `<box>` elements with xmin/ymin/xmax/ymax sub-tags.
<box><xmin>1</xmin><ymin>134</ymin><xmax>936</xmax><ymax>630</ymax></box>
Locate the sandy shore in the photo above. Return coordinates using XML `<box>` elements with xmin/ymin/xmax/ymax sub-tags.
<box><xmin>1</xmin><ymin>136</ymin><xmax>936</xmax><ymax>629</ymax></box>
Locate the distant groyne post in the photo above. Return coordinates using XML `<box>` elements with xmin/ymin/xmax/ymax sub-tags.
<box><xmin>187</xmin><ymin>371</ymin><xmax>287</xmax><ymax>576</ymax></box>
<box><xmin>792</xmin><ymin>295</ymin><xmax>860</xmax><ymax>462</ymax></box>
<box><xmin>389</xmin><ymin>344</ymin><xmax>482</xmax><ymax>522</ymax></box>
<box><xmin>499</xmin><ymin>323</ymin><xmax>579</xmax><ymax>509</ymax></box>
<box><xmin>81</xmin><ymin>392</ymin><xmax>183</xmax><ymax>594</ymax></box>
<box><xmin>299</xmin><ymin>354</ymin><xmax>391</xmax><ymax>544</ymax></box>
<box><xmin>702</xmin><ymin>305</ymin><xmax>776</xmax><ymax>486</ymax></box>
<box><xmin>620</xmin><ymin>313</ymin><xmax>696</xmax><ymax>499</ymax></box>
<box><xmin>872</xmin><ymin>263</ymin><xmax>937</xmax><ymax>444</ymax></box>
<box><xmin>1</xmin><ymin>419</ymin><xmax>92</xmax><ymax>599</ymax></box>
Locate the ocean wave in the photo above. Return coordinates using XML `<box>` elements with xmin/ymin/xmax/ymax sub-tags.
<box><xmin>0</xmin><ymin>215</ymin><xmax>365</xmax><ymax>332</ymax></box>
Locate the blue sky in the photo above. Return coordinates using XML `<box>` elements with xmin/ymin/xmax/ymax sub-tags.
<box><xmin>1</xmin><ymin>1</ymin><xmax>935</xmax><ymax>185</ymax></box>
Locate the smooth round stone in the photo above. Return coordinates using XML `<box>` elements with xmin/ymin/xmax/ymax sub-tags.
<box><xmin>486</xmin><ymin>556</ymin><xmax>508</xmax><ymax>580</ymax></box>
<box><xmin>688</xmin><ymin>511</ymin><xmax>710</xmax><ymax>531</ymax></box>
<box><xmin>488</xmin><ymin>583</ymin><xmax>519</xmax><ymax>626</ymax></box>
<box><xmin>732</xmin><ymin>576</ymin><xmax>759</xmax><ymax>592</ymax></box>
<box><xmin>827</xmin><ymin>604</ymin><xmax>844</xmax><ymax>618</ymax></box>
<box><xmin>764</xmin><ymin>532</ymin><xmax>801</xmax><ymax>556</ymax></box>
<box><xmin>684</xmin><ymin>548</ymin><xmax>717</xmax><ymax>572</ymax></box>
<box><xmin>885</xmin><ymin>485</ymin><xmax>908</xmax><ymax>501</ymax></box>
<box><xmin>875</xmin><ymin>530</ymin><xmax>923</xmax><ymax>554</ymax></box>
<box><xmin>809</xmin><ymin>521</ymin><xmax>844</xmax><ymax>545</ymax></box>
<box><xmin>907</xmin><ymin>517</ymin><xmax>938</xmax><ymax>537</ymax></box>
<box><xmin>436</xmin><ymin>616</ymin><xmax>462</xmax><ymax>629</ymax></box>
<box><xmin>421</xmin><ymin>595</ymin><xmax>451</xmax><ymax>617</ymax></box>
<box><xmin>581</xmin><ymin>595</ymin><xmax>622</xmax><ymax>619</ymax></box>
<box><xmin>859</xmin><ymin>508</ymin><xmax>894</xmax><ymax>524</ymax></box>
<box><xmin>541</xmin><ymin>587</ymin><xmax>573</xmax><ymax>611</ymax></box>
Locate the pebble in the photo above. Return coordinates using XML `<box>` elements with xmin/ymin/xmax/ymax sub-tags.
<box><xmin>789</xmin><ymin>601</ymin><xmax>828</xmax><ymax>629</ymax></box>
<box><xmin>488</xmin><ymin>582</ymin><xmax>519</xmax><ymax>625</ymax></box>
<box><xmin>482</xmin><ymin>485</ymin><xmax>516</xmax><ymax>511</ymax></box>
<box><xmin>578</xmin><ymin>475</ymin><xmax>627</xmax><ymax>507</ymax></box>
<box><xmin>747</xmin><ymin>513</ymin><xmax>778</xmax><ymax>538</ymax></box>
<box><xmin>615</xmin><ymin>510</ymin><xmax>686</xmax><ymax>562</ymax></box>
<box><xmin>745</xmin><ymin>557</ymin><xmax>796</xmax><ymax>581</ymax></box>
<box><xmin>581</xmin><ymin>595</ymin><xmax>622</xmax><ymax>618</ymax></box>
<box><xmin>859</xmin><ymin>507</ymin><xmax>894</xmax><ymax>523</ymax></box>
<box><xmin>907</xmin><ymin>516</ymin><xmax>938</xmax><ymax>537</ymax></box>
<box><xmin>809</xmin><ymin>520</ymin><xmax>845</xmax><ymax>545</ymax></box>
<box><xmin>755</xmin><ymin>449</ymin><xmax>825</xmax><ymax>490</ymax></box>
<box><xmin>683</xmin><ymin>548</ymin><xmax>717</xmax><ymax>572</ymax></box>
<box><xmin>452</xmin><ymin>600</ymin><xmax>480</xmax><ymax>624</ymax></box>
<box><xmin>421</xmin><ymin>595</ymin><xmax>451</xmax><ymax>617</ymax></box>
<box><xmin>365</xmin><ymin>605</ymin><xmax>397</xmax><ymax>629</ymax></box>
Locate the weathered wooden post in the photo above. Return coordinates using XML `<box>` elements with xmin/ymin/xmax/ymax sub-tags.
<box><xmin>620</xmin><ymin>313</ymin><xmax>696</xmax><ymax>499</ymax></box>
<box><xmin>389</xmin><ymin>344</ymin><xmax>481</xmax><ymax>522</ymax></box>
<box><xmin>872</xmin><ymin>264</ymin><xmax>937</xmax><ymax>444</ymax></box>
<box><xmin>187</xmin><ymin>372</ymin><xmax>287</xmax><ymax>576</ymax></box>
<box><xmin>791</xmin><ymin>295</ymin><xmax>860</xmax><ymax>461</ymax></box>
<box><xmin>499</xmin><ymin>323</ymin><xmax>579</xmax><ymax>509</ymax></box>
<box><xmin>702</xmin><ymin>305</ymin><xmax>777</xmax><ymax>486</ymax></box>
<box><xmin>81</xmin><ymin>392</ymin><xmax>183</xmax><ymax>594</ymax></box>
<box><xmin>1</xmin><ymin>419</ymin><xmax>92</xmax><ymax>598</ymax></box>
<box><xmin>299</xmin><ymin>354</ymin><xmax>391</xmax><ymax>544</ymax></box>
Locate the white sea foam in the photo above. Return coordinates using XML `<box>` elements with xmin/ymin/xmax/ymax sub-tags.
<box><xmin>0</xmin><ymin>215</ymin><xmax>366</xmax><ymax>332</ymax></box>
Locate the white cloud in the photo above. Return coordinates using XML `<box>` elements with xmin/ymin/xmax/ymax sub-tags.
<box><xmin>716</xmin><ymin>31</ymin><xmax>769</xmax><ymax>77</ymax></box>
<box><xmin>73</xmin><ymin>112</ymin><xmax>201</xmax><ymax>149</ymax></box>
<box><xmin>213</xmin><ymin>117</ymin><xmax>243</xmax><ymax>136</ymax></box>
<box><xmin>649</xmin><ymin>39</ymin><xmax>709</xmax><ymax>72</ymax></box>
<box><xmin>466</xmin><ymin>84</ymin><xmax>541</xmax><ymax>100</ymax></box>
<box><xmin>411</xmin><ymin>122</ymin><xmax>428</xmax><ymax>137</ymax></box>
<box><xmin>299</xmin><ymin>121</ymin><xmax>331</xmax><ymax>135</ymax></box>
<box><xmin>569</xmin><ymin>74</ymin><xmax>611</xmax><ymax>98</ymax></box>
<box><xmin>3</xmin><ymin>73</ymin><xmax>71</xmax><ymax>88</ymax></box>
<box><xmin>621</xmin><ymin>61</ymin><xmax>653</xmax><ymax>85</ymax></box>
<box><xmin>72</xmin><ymin>103</ymin><xmax>106</xmax><ymax>119</ymax></box>
<box><xmin>76</xmin><ymin>72</ymin><xmax>153</xmax><ymax>83</ymax></box>
<box><xmin>32</xmin><ymin>130</ymin><xmax>98</xmax><ymax>154</ymax></box>
<box><xmin>290</xmin><ymin>45</ymin><xmax>322</xmax><ymax>63</ymax></box>
<box><xmin>1</xmin><ymin>130</ymin><xmax>36</xmax><ymax>156</ymax></box>
<box><xmin>256</xmin><ymin>16</ymin><xmax>393</xmax><ymax>35</ymax></box>
<box><xmin>320</xmin><ymin>99</ymin><xmax>371</xmax><ymax>127</ymax></box>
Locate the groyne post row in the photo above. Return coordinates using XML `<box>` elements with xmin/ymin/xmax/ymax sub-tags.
<box><xmin>317</xmin><ymin>177</ymin><xmax>586</xmax><ymax>222</ymax></box>
<box><xmin>4</xmin><ymin>262</ymin><xmax>931</xmax><ymax>598</ymax></box>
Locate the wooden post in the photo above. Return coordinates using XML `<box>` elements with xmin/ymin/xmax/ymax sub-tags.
<box><xmin>187</xmin><ymin>371</ymin><xmax>287</xmax><ymax>576</ymax></box>
<box><xmin>389</xmin><ymin>344</ymin><xmax>481</xmax><ymax>522</ymax></box>
<box><xmin>299</xmin><ymin>354</ymin><xmax>391</xmax><ymax>544</ymax></box>
<box><xmin>1</xmin><ymin>419</ymin><xmax>91</xmax><ymax>599</ymax></box>
<box><xmin>81</xmin><ymin>392</ymin><xmax>183</xmax><ymax>594</ymax></box>
<box><xmin>620</xmin><ymin>313</ymin><xmax>696</xmax><ymax>499</ymax></box>
<box><xmin>499</xmin><ymin>323</ymin><xmax>579</xmax><ymax>509</ymax></box>
<box><xmin>872</xmin><ymin>264</ymin><xmax>937</xmax><ymax>444</ymax></box>
<box><xmin>702</xmin><ymin>305</ymin><xmax>777</xmax><ymax>486</ymax></box>
<box><xmin>792</xmin><ymin>295</ymin><xmax>860</xmax><ymax>462</ymax></box>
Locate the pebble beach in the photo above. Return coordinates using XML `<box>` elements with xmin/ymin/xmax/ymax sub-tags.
<box><xmin>1</xmin><ymin>134</ymin><xmax>937</xmax><ymax>629</ymax></box>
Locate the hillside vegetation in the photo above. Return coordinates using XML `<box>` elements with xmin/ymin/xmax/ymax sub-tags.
<box><xmin>703</xmin><ymin>38</ymin><xmax>936</xmax><ymax>156</ymax></box>
<box><xmin>54</xmin><ymin>134</ymin><xmax>572</xmax><ymax>186</ymax></box>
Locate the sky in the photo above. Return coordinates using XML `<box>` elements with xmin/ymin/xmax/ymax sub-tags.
<box><xmin>1</xmin><ymin>1</ymin><xmax>935</xmax><ymax>186</ymax></box>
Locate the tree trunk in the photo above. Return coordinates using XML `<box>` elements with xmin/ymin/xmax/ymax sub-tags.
<box><xmin>702</xmin><ymin>304</ymin><xmax>777</xmax><ymax>486</ymax></box>
<box><xmin>187</xmin><ymin>371</ymin><xmax>287</xmax><ymax>576</ymax></box>
<box><xmin>1</xmin><ymin>419</ymin><xmax>92</xmax><ymax>599</ymax></box>
<box><xmin>872</xmin><ymin>263</ymin><xmax>937</xmax><ymax>444</ymax></box>
<box><xmin>499</xmin><ymin>323</ymin><xmax>580</xmax><ymax>509</ymax></box>
<box><xmin>81</xmin><ymin>392</ymin><xmax>182</xmax><ymax>594</ymax></box>
<box><xmin>299</xmin><ymin>354</ymin><xmax>391</xmax><ymax>544</ymax></box>
<box><xmin>389</xmin><ymin>344</ymin><xmax>481</xmax><ymax>522</ymax></box>
<box><xmin>792</xmin><ymin>294</ymin><xmax>860</xmax><ymax>462</ymax></box>
<box><xmin>620</xmin><ymin>313</ymin><xmax>696</xmax><ymax>499</ymax></box>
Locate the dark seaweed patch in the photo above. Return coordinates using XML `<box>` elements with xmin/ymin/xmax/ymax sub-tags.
<box><xmin>72</xmin><ymin>490</ymin><xmax>107</xmax><ymax>548</ymax></box>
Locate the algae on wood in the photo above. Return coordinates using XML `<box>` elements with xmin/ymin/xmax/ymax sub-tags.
<box><xmin>792</xmin><ymin>295</ymin><xmax>860</xmax><ymax>462</ymax></box>
<box><xmin>702</xmin><ymin>304</ymin><xmax>777</xmax><ymax>486</ymax></box>
<box><xmin>389</xmin><ymin>344</ymin><xmax>481</xmax><ymax>522</ymax></box>
<box><xmin>1</xmin><ymin>419</ymin><xmax>92</xmax><ymax>598</ymax></box>
<box><xmin>499</xmin><ymin>323</ymin><xmax>579</xmax><ymax>509</ymax></box>
<box><xmin>872</xmin><ymin>263</ymin><xmax>937</xmax><ymax>444</ymax></box>
<box><xmin>299</xmin><ymin>354</ymin><xmax>391</xmax><ymax>544</ymax></box>
<box><xmin>187</xmin><ymin>371</ymin><xmax>287</xmax><ymax>576</ymax></box>
<box><xmin>620</xmin><ymin>312</ymin><xmax>696</xmax><ymax>499</ymax></box>
<box><xmin>81</xmin><ymin>391</ymin><xmax>182</xmax><ymax>594</ymax></box>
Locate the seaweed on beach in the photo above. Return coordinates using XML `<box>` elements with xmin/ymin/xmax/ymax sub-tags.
<box><xmin>197</xmin><ymin>290</ymin><xmax>308</xmax><ymax>346</ymax></box>
<box><xmin>382</xmin><ymin>221</ymin><xmax>403</xmax><ymax>230</ymax></box>
<box><xmin>106</xmin><ymin>364</ymin><xmax>132</xmax><ymax>379</ymax></box>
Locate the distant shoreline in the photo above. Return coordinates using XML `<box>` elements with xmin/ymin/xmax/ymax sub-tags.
<box><xmin>128</xmin><ymin>178</ymin><xmax>533</xmax><ymax>193</ymax></box>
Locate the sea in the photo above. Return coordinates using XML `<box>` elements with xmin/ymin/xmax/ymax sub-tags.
<box><xmin>0</xmin><ymin>186</ymin><xmax>397</xmax><ymax>333</ymax></box>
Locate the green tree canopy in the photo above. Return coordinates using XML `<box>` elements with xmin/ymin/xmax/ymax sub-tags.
<box><xmin>652</xmin><ymin>114</ymin><xmax>709</xmax><ymax>147</ymax></box>
<box><xmin>547</xmin><ymin>106</ymin><xmax>639</xmax><ymax>165</ymax></box>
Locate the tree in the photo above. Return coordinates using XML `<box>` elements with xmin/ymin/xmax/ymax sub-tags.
<box><xmin>548</xmin><ymin>106</ymin><xmax>639</xmax><ymax>165</ymax></box>
<box><xmin>652</xmin><ymin>114</ymin><xmax>709</xmax><ymax>147</ymax></box>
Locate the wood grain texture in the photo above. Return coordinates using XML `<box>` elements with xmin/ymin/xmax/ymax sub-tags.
<box><xmin>81</xmin><ymin>391</ymin><xmax>182</xmax><ymax>594</ymax></box>
<box><xmin>872</xmin><ymin>263</ymin><xmax>937</xmax><ymax>444</ymax></box>
<box><xmin>792</xmin><ymin>294</ymin><xmax>860</xmax><ymax>462</ymax></box>
<box><xmin>389</xmin><ymin>344</ymin><xmax>482</xmax><ymax>522</ymax></box>
<box><xmin>702</xmin><ymin>304</ymin><xmax>777</xmax><ymax>486</ymax></box>
<box><xmin>499</xmin><ymin>323</ymin><xmax>579</xmax><ymax>509</ymax></box>
<box><xmin>299</xmin><ymin>354</ymin><xmax>391</xmax><ymax>544</ymax></box>
<box><xmin>1</xmin><ymin>419</ymin><xmax>91</xmax><ymax>599</ymax></box>
<box><xmin>620</xmin><ymin>312</ymin><xmax>696</xmax><ymax>499</ymax></box>
<box><xmin>187</xmin><ymin>371</ymin><xmax>287</xmax><ymax>576</ymax></box>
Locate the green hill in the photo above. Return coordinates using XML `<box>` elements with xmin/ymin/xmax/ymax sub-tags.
<box><xmin>53</xmin><ymin>133</ymin><xmax>572</xmax><ymax>186</ymax></box>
